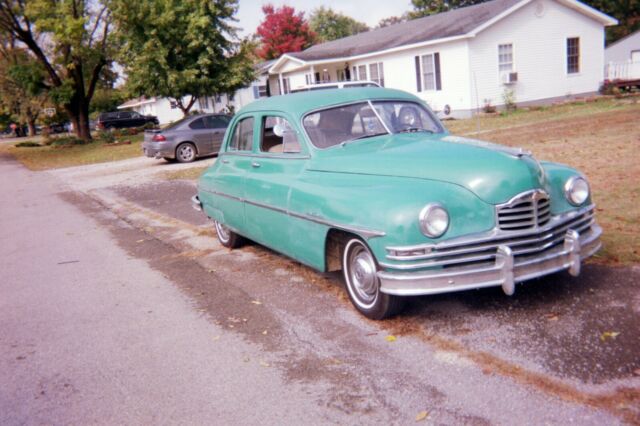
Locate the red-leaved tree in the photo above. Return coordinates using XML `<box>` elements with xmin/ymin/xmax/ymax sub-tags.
<box><xmin>256</xmin><ymin>5</ymin><xmax>316</xmax><ymax>60</ymax></box>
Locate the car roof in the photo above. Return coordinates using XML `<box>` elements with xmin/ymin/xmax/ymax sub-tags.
<box><xmin>237</xmin><ymin>87</ymin><xmax>420</xmax><ymax>119</ymax></box>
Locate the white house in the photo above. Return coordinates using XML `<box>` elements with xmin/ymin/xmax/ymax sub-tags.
<box><xmin>604</xmin><ymin>29</ymin><xmax>640</xmax><ymax>83</ymax></box>
<box><xmin>117</xmin><ymin>62</ymin><xmax>272</xmax><ymax>125</ymax></box>
<box><xmin>267</xmin><ymin>0</ymin><xmax>617</xmax><ymax>117</ymax></box>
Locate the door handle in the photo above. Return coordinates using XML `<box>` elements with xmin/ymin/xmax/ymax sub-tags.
<box><xmin>251</xmin><ymin>161</ymin><xmax>261</xmax><ymax>168</ymax></box>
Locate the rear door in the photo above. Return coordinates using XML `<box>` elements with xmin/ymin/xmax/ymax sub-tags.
<box><xmin>188</xmin><ymin>117</ymin><xmax>214</xmax><ymax>155</ymax></box>
<box><xmin>199</xmin><ymin>115</ymin><xmax>255</xmax><ymax>233</ymax></box>
<box><xmin>206</xmin><ymin>115</ymin><xmax>231</xmax><ymax>153</ymax></box>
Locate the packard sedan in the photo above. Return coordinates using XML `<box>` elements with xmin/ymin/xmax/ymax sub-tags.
<box><xmin>192</xmin><ymin>88</ymin><xmax>601</xmax><ymax>319</ymax></box>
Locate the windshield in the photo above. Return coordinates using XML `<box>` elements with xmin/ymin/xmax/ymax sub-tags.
<box><xmin>302</xmin><ymin>100</ymin><xmax>443</xmax><ymax>149</ymax></box>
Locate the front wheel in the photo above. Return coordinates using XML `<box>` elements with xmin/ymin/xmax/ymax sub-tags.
<box><xmin>342</xmin><ymin>238</ymin><xmax>404</xmax><ymax>320</ymax></box>
<box><xmin>214</xmin><ymin>220</ymin><xmax>243</xmax><ymax>249</ymax></box>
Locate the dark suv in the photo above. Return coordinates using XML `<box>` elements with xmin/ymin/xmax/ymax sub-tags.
<box><xmin>97</xmin><ymin>111</ymin><xmax>159</xmax><ymax>130</ymax></box>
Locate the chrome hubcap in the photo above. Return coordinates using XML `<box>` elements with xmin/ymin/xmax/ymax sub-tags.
<box><xmin>215</xmin><ymin>221</ymin><xmax>230</xmax><ymax>243</ymax></box>
<box><xmin>179</xmin><ymin>145</ymin><xmax>195</xmax><ymax>161</ymax></box>
<box><xmin>345</xmin><ymin>241</ymin><xmax>379</xmax><ymax>308</ymax></box>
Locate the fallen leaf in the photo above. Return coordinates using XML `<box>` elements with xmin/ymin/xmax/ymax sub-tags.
<box><xmin>251</xmin><ymin>300</ymin><xmax>262</xmax><ymax>305</ymax></box>
<box><xmin>260</xmin><ymin>361</ymin><xmax>270</xmax><ymax>367</ymax></box>
<box><xmin>545</xmin><ymin>314</ymin><xmax>559</xmax><ymax>321</ymax></box>
<box><xmin>136</xmin><ymin>239</ymin><xmax>145</xmax><ymax>243</ymax></box>
<box><xmin>415</xmin><ymin>411</ymin><xmax>429</xmax><ymax>421</ymax></box>
<box><xmin>385</xmin><ymin>335</ymin><xmax>397</xmax><ymax>342</ymax></box>
<box><xmin>633</xmin><ymin>368</ymin><xmax>640</xmax><ymax>376</ymax></box>
<box><xmin>212</xmin><ymin>336</ymin><xmax>220</xmax><ymax>341</ymax></box>
<box><xmin>262</xmin><ymin>330</ymin><xmax>268</xmax><ymax>335</ymax></box>
<box><xmin>600</xmin><ymin>331</ymin><xmax>621</xmax><ymax>341</ymax></box>
<box><xmin>243</xmin><ymin>357</ymin><xmax>250</xmax><ymax>363</ymax></box>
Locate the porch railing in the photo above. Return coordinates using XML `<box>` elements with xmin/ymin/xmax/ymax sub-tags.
<box><xmin>605</xmin><ymin>60</ymin><xmax>640</xmax><ymax>81</ymax></box>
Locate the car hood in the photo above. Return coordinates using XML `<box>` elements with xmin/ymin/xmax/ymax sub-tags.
<box><xmin>308</xmin><ymin>133</ymin><xmax>545</xmax><ymax>205</ymax></box>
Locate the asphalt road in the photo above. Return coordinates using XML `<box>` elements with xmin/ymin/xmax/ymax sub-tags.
<box><xmin>2</xmin><ymin>154</ymin><xmax>638</xmax><ymax>424</ymax></box>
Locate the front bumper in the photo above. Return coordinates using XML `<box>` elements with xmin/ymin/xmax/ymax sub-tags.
<box><xmin>378</xmin><ymin>212</ymin><xmax>602</xmax><ymax>297</ymax></box>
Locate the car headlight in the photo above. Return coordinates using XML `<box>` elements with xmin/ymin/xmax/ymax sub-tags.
<box><xmin>419</xmin><ymin>203</ymin><xmax>449</xmax><ymax>238</ymax></box>
<box><xmin>564</xmin><ymin>176</ymin><xmax>590</xmax><ymax>206</ymax></box>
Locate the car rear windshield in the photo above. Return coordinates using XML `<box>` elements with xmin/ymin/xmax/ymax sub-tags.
<box><xmin>302</xmin><ymin>100</ymin><xmax>443</xmax><ymax>149</ymax></box>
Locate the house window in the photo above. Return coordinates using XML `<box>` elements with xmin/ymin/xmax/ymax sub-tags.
<box><xmin>198</xmin><ymin>97</ymin><xmax>209</xmax><ymax>110</ymax></box>
<box><xmin>258</xmin><ymin>85</ymin><xmax>268</xmax><ymax>97</ymax></box>
<box><xmin>358</xmin><ymin>65</ymin><xmax>367</xmax><ymax>81</ymax></box>
<box><xmin>567</xmin><ymin>37</ymin><xmax>580</xmax><ymax>74</ymax></box>
<box><xmin>321</xmin><ymin>70</ymin><xmax>330</xmax><ymax>83</ymax></box>
<box><xmin>305</xmin><ymin>74</ymin><xmax>313</xmax><ymax>85</ymax></box>
<box><xmin>415</xmin><ymin>53</ymin><xmax>441</xmax><ymax>92</ymax></box>
<box><xmin>422</xmin><ymin>54</ymin><xmax>436</xmax><ymax>90</ymax></box>
<box><xmin>498</xmin><ymin>44</ymin><xmax>513</xmax><ymax>72</ymax></box>
<box><xmin>337</xmin><ymin>69</ymin><xmax>346</xmax><ymax>81</ymax></box>
<box><xmin>369</xmin><ymin>62</ymin><xmax>384</xmax><ymax>87</ymax></box>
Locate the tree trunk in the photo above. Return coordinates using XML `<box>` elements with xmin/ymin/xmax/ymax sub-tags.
<box><xmin>66</xmin><ymin>94</ymin><xmax>92</xmax><ymax>141</ymax></box>
<box><xmin>27</xmin><ymin>119</ymin><xmax>36</xmax><ymax>137</ymax></box>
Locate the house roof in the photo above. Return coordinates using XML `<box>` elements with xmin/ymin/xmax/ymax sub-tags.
<box><xmin>605</xmin><ymin>28</ymin><xmax>640</xmax><ymax>50</ymax></box>
<box><xmin>269</xmin><ymin>0</ymin><xmax>617</xmax><ymax>72</ymax></box>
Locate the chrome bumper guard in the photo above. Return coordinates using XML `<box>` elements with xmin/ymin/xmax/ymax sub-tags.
<box><xmin>191</xmin><ymin>195</ymin><xmax>203</xmax><ymax>212</ymax></box>
<box><xmin>378</xmin><ymin>224</ymin><xmax>602</xmax><ymax>297</ymax></box>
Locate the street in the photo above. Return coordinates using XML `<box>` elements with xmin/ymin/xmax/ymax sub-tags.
<box><xmin>1</xmin><ymin>153</ymin><xmax>638</xmax><ymax>424</ymax></box>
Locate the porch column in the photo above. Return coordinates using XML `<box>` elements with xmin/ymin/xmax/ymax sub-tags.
<box><xmin>278</xmin><ymin>73</ymin><xmax>284</xmax><ymax>95</ymax></box>
<box><xmin>310</xmin><ymin>65</ymin><xmax>315</xmax><ymax>84</ymax></box>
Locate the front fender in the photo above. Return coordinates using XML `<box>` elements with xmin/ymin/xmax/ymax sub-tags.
<box><xmin>289</xmin><ymin>171</ymin><xmax>496</xmax><ymax>262</ymax></box>
<box><xmin>540</xmin><ymin>161</ymin><xmax>592</xmax><ymax>214</ymax></box>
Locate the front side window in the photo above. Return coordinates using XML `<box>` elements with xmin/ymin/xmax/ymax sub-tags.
<box><xmin>498</xmin><ymin>43</ymin><xmax>513</xmax><ymax>72</ymax></box>
<box><xmin>567</xmin><ymin>37</ymin><xmax>580</xmax><ymax>74</ymax></box>
<box><xmin>228</xmin><ymin>117</ymin><xmax>254</xmax><ymax>151</ymax></box>
<box><xmin>260</xmin><ymin>116</ymin><xmax>301</xmax><ymax>154</ymax></box>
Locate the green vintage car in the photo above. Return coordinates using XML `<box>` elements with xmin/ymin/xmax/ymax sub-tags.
<box><xmin>192</xmin><ymin>88</ymin><xmax>601</xmax><ymax>319</ymax></box>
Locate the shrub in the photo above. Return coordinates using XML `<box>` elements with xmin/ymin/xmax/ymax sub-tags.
<box><xmin>143</xmin><ymin>122</ymin><xmax>157</xmax><ymax>130</ymax></box>
<box><xmin>14</xmin><ymin>141</ymin><xmax>41</xmax><ymax>148</ymax></box>
<box><xmin>482</xmin><ymin>99</ymin><xmax>497</xmax><ymax>113</ymax></box>
<box><xmin>50</xmin><ymin>136</ymin><xmax>86</xmax><ymax>147</ymax></box>
<box><xmin>503</xmin><ymin>88</ymin><xmax>517</xmax><ymax>112</ymax></box>
<box><xmin>97</xmin><ymin>129</ymin><xmax>116</xmax><ymax>144</ymax></box>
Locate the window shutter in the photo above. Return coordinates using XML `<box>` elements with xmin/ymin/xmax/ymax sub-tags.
<box><xmin>434</xmin><ymin>52</ymin><xmax>442</xmax><ymax>91</ymax></box>
<box><xmin>252</xmin><ymin>85</ymin><xmax>260</xmax><ymax>99</ymax></box>
<box><xmin>415</xmin><ymin>56</ymin><xmax>422</xmax><ymax>92</ymax></box>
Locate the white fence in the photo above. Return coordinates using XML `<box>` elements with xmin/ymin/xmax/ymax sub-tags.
<box><xmin>605</xmin><ymin>61</ymin><xmax>640</xmax><ymax>81</ymax></box>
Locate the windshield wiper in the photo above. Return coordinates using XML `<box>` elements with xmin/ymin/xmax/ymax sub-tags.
<box><xmin>341</xmin><ymin>132</ymin><xmax>388</xmax><ymax>146</ymax></box>
<box><xmin>398</xmin><ymin>127</ymin><xmax>434</xmax><ymax>134</ymax></box>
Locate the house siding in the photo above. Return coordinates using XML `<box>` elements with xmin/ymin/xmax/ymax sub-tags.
<box><xmin>468</xmin><ymin>0</ymin><xmax>605</xmax><ymax>109</ymax></box>
<box><xmin>605</xmin><ymin>31</ymin><xmax>640</xmax><ymax>63</ymax></box>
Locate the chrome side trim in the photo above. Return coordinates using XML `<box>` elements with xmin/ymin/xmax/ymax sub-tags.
<box><xmin>199</xmin><ymin>188</ymin><xmax>386</xmax><ymax>239</ymax></box>
<box><xmin>221</xmin><ymin>152</ymin><xmax>311</xmax><ymax>160</ymax></box>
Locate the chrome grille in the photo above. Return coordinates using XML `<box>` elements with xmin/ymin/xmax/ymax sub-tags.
<box><xmin>497</xmin><ymin>190</ymin><xmax>551</xmax><ymax>231</ymax></box>
<box><xmin>384</xmin><ymin>205</ymin><xmax>597</xmax><ymax>270</ymax></box>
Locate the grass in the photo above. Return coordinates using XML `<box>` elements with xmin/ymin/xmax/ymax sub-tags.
<box><xmin>160</xmin><ymin>165</ymin><xmax>208</xmax><ymax>181</ymax></box>
<box><xmin>4</xmin><ymin>133</ymin><xmax>145</xmax><ymax>170</ymax></box>
<box><xmin>447</xmin><ymin>96</ymin><xmax>640</xmax><ymax>265</ymax></box>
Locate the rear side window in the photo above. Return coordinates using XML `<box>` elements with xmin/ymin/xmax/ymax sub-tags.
<box><xmin>228</xmin><ymin>117</ymin><xmax>254</xmax><ymax>151</ymax></box>
<box><xmin>118</xmin><ymin>112</ymin><xmax>132</xmax><ymax>119</ymax></box>
<box><xmin>189</xmin><ymin>118</ymin><xmax>206</xmax><ymax>129</ymax></box>
<box><xmin>207</xmin><ymin>115</ymin><xmax>230</xmax><ymax>128</ymax></box>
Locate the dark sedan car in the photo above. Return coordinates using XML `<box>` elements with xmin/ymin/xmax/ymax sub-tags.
<box><xmin>97</xmin><ymin>111</ymin><xmax>158</xmax><ymax>130</ymax></box>
<box><xmin>142</xmin><ymin>113</ymin><xmax>231</xmax><ymax>163</ymax></box>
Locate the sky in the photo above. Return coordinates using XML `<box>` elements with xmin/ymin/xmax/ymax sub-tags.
<box><xmin>235</xmin><ymin>0</ymin><xmax>413</xmax><ymax>37</ymax></box>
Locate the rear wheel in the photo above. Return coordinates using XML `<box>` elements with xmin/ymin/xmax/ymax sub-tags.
<box><xmin>342</xmin><ymin>238</ymin><xmax>404</xmax><ymax>320</ymax></box>
<box><xmin>176</xmin><ymin>142</ymin><xmax>196</xmax><ymax>163</ymax></box>
<box><xmin>214</xmin><ymin>220</ymin><xmax>243</xmax><ymax>248</ymax></box>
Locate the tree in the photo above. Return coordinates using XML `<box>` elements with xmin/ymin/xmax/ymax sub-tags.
<box><xmin>110</xmin><ymin>0</ymin><xmax>256</xmax><ymax>116</ymax></box>
<box><xmin>408</xmin><ymin>0</ymin><xmax>488</xmax><ymax>19</ymax></box>
<box><xmin>256</xmin><ymin>4</ymin><xmax>316</xmax><ymax>60</ymax></box>
<box><xmin>308</xmin><ymin>7</ymin><xmax>368</xmax><ymax>42</ymax></box>
<box><xmin>581</xmin><ymin>0</ymin><xmax>640</xmax><ymax>44</ymax></box>
<box><xmin>0</xmin><ymin>38</ymin><xmax>48</xmax><ymax>136</ymax></box>
<box><xmin>377</xmin><ymin>15</ymin><xmax>408</xmax><ymax>28</ymax></box>
<box><xmin>0</xmin><ymin>1</ymin><xmax>115</xmax><ymax>141</ymax></box>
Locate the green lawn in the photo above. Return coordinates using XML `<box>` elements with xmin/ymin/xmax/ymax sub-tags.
<box><xmin>4</xmin><ymin>133</ymin><xmax>145</xmax><ymax>171</ymax></box>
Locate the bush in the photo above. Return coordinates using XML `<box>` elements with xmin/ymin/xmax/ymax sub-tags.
<box><xmin>143</xmin><ymin>122</ymin><xmax>157</xmax><ymax>130</ymax></box>
<box><xmin>50</xmin><ymin>136</ymin><xmax>87</xmax><ymax>147</ymax></box>
<box><xmin>503</xmin><ymin>88</ymin><xmax>517</xmax><ymax>112</ymax></box>
<box><xmin>14</xmin><ymin>141</ymin><xmax>41</xmax><ymax>148</ymax></box>
<box><xmin>482</xmin><ymin>99</ymin><xmax>497</xmax><ymax>113</ymax></box>
<box><xmin>97</xmin><ymin>129</ymin><xmax>116</xmax><ymax>144</ymax></box>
